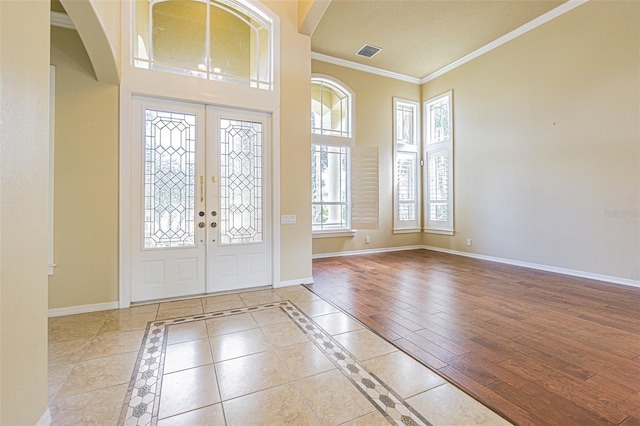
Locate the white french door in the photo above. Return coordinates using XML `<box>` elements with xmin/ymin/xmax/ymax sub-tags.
<box><xmin>205</xmin><ymin>106</ymin><xmax>272</xmax><ymax>293</ymax></box>
<box><xmin>131</xmin><ymin>97</ymin><xmax>271</xmax><ymax>302</ymax></box>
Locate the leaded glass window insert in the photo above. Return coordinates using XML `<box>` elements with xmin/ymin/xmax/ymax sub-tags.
<box><xmin>393</xmin><ymin>98</ymin><xmax>420</xmax><ymax>232</ymax></box>
<box><xmin>219</xmin><ymin>118</ymin><xmax>263</xmax><ymax>244</ymax></box>
<box><xmin>396</xmin><ymin>103</ymin><xmax>417</xmax><ymax>145</ymax></box>
<box><xmin>311</xmin><ymin>145</ymin><xmax>349</xmax><ymax>231</ymax></box>
<box><xmin>144</xmin><ymin>109</ymin><xmax>197</xmax><ymax>248</ymax></box>
<box><xmin>424</xmin><ymin>91</ymin><xmax>454</xmax><ymax>233</ymax></box>
<box><xmin>134</xmin><ymin>0</ymin><xmax>273</xmax><ymax>90</ymax></box>
<box><xmin>426</xmin><ymin>96</ymin><xmax>450</xmax><ymax>144</ymax></box>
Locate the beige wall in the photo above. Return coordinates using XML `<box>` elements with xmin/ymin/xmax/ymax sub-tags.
<box><xmin>266</xmin><ymin>0</ymin><xmax>314</xmax><ymax>281</ymax></box>
<box><xmin>421</xmin><ymin>1</ymin><xmax>640</xmax><ymax>280</ymax></box>
<box><xmin>0</xmin><ymin>1</ymin><xmax>50</xmax><ymax>423</ymax></box>
<box><xmin>49</xmin><ymin>26</ymin><xmax>120</xmax><ymax>309</ymax></box>
<box><xmin>311</xmin><ymin>61</ymin><xmax>422</xmax><ymax>255</ymax></box>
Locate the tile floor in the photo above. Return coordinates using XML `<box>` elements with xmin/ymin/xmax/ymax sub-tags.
<box><xmin>48</xmin><ymin>285</ymin><xmax>512</xmax><ymax>426</ymax></box>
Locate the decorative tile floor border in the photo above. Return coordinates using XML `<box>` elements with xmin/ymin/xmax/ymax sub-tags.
<box><xmin>119</xmin><ymin>301</ymin><xmax>432</xmax><ymax>426</ymax></box>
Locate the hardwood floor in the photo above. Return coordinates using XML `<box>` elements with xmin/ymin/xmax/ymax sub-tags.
<box><xmin>307</xmin><ymin>250</ymin><xmax>640</xmax><ymax>426</ymax></box>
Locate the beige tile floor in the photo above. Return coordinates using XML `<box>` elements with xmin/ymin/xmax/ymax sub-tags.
<box><xmin>48</xmin><ymin>285</ymin><xmax>512</xmax><ymax>426</ymax></box>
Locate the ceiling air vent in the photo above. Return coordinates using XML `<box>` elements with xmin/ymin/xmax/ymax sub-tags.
<box><xmin>355</xmin><ymin>44</ymin><xmax>382</xmax><ymax>58</ymax></box>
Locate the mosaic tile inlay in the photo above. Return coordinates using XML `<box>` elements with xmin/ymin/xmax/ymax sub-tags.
<box><xmin>119</xmin><ymin>301</ymin><xmax>432</xmax><ymax>426</ymax></box>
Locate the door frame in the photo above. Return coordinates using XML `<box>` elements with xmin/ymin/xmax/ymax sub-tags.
<box><xmin>119</xmin><ymin>90</ymin><xmax>280</xmax><ymax>308</ymax></box>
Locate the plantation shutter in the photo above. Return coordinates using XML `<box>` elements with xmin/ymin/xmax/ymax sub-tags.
<box><xmin>351</xmin><ymin>146</ymin><xmax>379</xmax><ymax>229</ymax></box>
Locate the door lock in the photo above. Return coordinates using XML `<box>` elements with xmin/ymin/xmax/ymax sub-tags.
<box><xmin>211</xmin><ymin>211</ymin><xmax>217</xmax><ymax>217</ymax></box>
<box><xmin>198</xmin><ymin>211</ymin><xmax>205</xmax><ymax>217</ymax></box>
<box><xmin>211</xmin><ymin>222</ymin><xmax>217</xmax><ymax>228</ymax></box>
<box><xmin>198</xmin><ymin>222</ymin><xmax>205</xmax><ymax>228</ymax></box>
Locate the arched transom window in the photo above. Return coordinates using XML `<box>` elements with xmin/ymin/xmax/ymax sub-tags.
<box><xmin>134</xmin><ymin>0</ymin><xmax>273</xmax><ymax>90</ymax></box>
<box><xmin>311</xmin><ymin>78</ymin><xmax>353</xmax><ymax>142</ymax></box>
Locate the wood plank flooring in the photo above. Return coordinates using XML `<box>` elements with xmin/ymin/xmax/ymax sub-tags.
<box><xmin>307</xmin><ymin>250</ymin><xmax>640</xmax><ymax>426</ymax></box>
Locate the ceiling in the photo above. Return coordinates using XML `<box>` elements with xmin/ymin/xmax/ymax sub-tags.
<box><xmin>311</xmin><ymin>0</ymin><xmax>566</xmax><ymax>80</ymax></box>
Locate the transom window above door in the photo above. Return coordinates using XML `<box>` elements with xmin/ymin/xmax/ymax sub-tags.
<box><xmin>133</xmin><ymin>0</ymin><xmax>273</xmax><ymax>90</ymax></box>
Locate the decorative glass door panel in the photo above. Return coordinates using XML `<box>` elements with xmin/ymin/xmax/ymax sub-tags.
<box><xmin>144</xmin><ymin>110</ymin><xmax>197</xmax><ymax>248</ymax></box>
<box><xmin>219</xmin><ymin>119</ymin><xmax>263</xmax><ymax>245</ymax></box>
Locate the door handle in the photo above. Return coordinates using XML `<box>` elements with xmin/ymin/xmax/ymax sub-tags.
<box><xmin>198</xmin><ymin>222</ymin><xmax>205</xmax><ymax>228</ymax></box>
<box><xmin>210</xmin><ymin>222</ymin><xmax>217</xmax><ymax>228</ymax></box>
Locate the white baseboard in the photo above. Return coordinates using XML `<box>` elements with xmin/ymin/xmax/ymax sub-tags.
<box><xmin>312</xmin><ymin>245</ymin><xmax>424</xmax><ymax>260</ymax></box>
<box><xmin>36</xmin><ymin>408</ymin><xmax>52</xmax><ymax>426</ymax></box>
<box><xmin>48</xmin><ymin>301</ymin><xmax>120</xmax><ymax>318</ymax></box>
<box><xmin>423</xmin><ymin>245</ymin><xmax>640</xmax><ymax>288</ymax></box>
<box><xmin>276</xmin><ymin>277</ymin><xmax>315</xmax><ymax>288</ymax></box>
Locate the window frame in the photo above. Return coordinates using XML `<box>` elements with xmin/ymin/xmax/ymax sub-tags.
<box><xmin>393</xmin><ymin>98</ymin><xmax>421</xmax><ymax>233</ymax></box>
<box><xmin>424</xmin><ymin>90</ymin><xmax>454</xmax><ymax>235</ymax></box>
<box><xmin>311</xmin><ymin>75</ymin><xmax>355</xmax><ymax>236</ymax></box>
<box><xmin>132</xmin><ymin>0</ymin><xmax>274</xmax><ymax>91</ymax></box>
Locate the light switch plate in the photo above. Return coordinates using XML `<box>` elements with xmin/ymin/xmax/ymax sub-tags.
<box><xmin>281</xmin><ymin>215</ymin><xmax>296</xmax><ymax>224</ymax></box>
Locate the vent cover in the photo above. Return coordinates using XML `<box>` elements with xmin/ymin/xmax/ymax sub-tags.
<box><xmin>355</xmin><ymin>44</ymin><xmax>382</xmax><ymax>58</ymax></box>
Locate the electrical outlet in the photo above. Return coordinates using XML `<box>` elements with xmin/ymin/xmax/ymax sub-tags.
<box><xmin>466</xmin><ymin>238</ymin><xmax>472</xmax><ymax>246</ymax></box>
<box><xmin>365</xmin><ymin>236</ymin><xmax>371</xmax><ymax>244</ymax></box>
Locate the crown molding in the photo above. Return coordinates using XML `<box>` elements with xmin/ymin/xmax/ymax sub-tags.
<box><xmin>420</xmin><ymin>0</ymin><xmax>589</xmax><ymax>83</ymax></box>
<box><xmin>312</xmin><ymin>0</ymin><xmax>589</xmax><ymax>86</ymax></box>
<box><xmin>51</xmin><ymin>11</ymin><xmax>75</xmax><ymax>30</ymax></box>
<box><xmin>311</xmin><ymin>52</ymin><xmax>421</xmax><ymax>84</ymax></box>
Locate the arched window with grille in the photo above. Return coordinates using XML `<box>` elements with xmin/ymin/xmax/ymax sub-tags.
<box><xmin>311</xmin><ymin>76</ymin><xmax>354</xmax><ymax>233</ymax></box>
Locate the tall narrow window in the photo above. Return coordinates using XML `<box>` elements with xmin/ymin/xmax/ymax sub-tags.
<box><xmin>134</xmin><ymin>0</ymin><xmax>273</xmax><ymax>90</ymax></box>
<box><xmin>393</xmin><ymin>98</ymin><xmax>420</xmax><ymax>232</ymax></box>
<box><xmin>311</xmin><ymin>76</ymin><xmax>354</xmax><ymax>234</ymax></box>
<box><xmin>424</xmin><ymin>91</ymin><xmax>454</xmax><ymax>234</ymax></box>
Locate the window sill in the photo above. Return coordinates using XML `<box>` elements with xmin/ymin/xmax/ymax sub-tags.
<box><xmin>424</xmin><ymin>228</ymin><xmax>454</xmax><ymax>236</ymax></box>
<box><xmin>393</xmin><ymin>228</ymin><xmax>421</xmax><ymax>234</ymax></box>
<box><xmin>312</xmin><ymin>231</ymin><xmax>356</xmax><ymax>239</ymax></box>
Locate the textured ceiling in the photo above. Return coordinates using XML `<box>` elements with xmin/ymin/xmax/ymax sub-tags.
<box><xmin>312</xmin><ymin>0</ymin><xmax>565</xmax><ymax>79</ymax></box>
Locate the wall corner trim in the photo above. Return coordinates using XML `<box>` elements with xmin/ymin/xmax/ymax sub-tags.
<box><xmin>36</xmin><ymin>408</ymin><xmax>52</xmax><ymax>426</ymax></box>
<box><xmin>48</xmin><ymin>301</ymin><xmax>120</xmax><ymax>318</ymax></box>
<box><xmin>422</xmin><ymin>245</ymin><xmax>640</xmax><ymax>289</ymax></box>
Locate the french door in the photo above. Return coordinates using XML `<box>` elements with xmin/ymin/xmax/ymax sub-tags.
<box><xmin>131</xmin><ymin>97</ymin><xmax>272</xmax><ymax>302</ymax></box>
